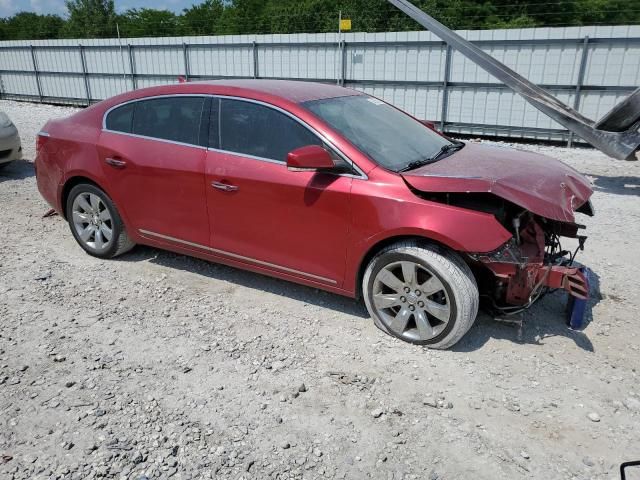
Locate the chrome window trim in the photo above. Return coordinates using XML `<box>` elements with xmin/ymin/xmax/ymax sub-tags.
<box><xmin>139</xmin><ymin>229</ymin><xmax>338</xmax><ymax>285</ymax></box>
<box><xmin>206</xmin><ymin>145</ymin><xmax>366</xmax><ymax>179</ymax></box>
<box><xmin>207</xmin><ymin>146</ymin><xmax>283</xmax><ymax>165</ymax></box>
<box><xmin>102</xmin><ymin>129</ymin><xmax>208</xmax><ymax>150</ymax></box>
<box><xmin>101</xmin><ymin>93</ymin><xmax>208</xmax><ymax>130</ymax></box>
<box><xmin>101</xmin><ymin>93</ymin><xmax>368</xmax><ymax>180</ymax></box>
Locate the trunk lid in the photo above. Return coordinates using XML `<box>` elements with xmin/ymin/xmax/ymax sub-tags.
<box><xmin>401</xmin><ymin>142</ymin><xmax>593</xmax><ymax>223</ymax></box>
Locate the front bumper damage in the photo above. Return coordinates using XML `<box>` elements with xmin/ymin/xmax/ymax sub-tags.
<box><xmin>470</xmin><ymin>219</ymin><xmax>589</xmax><ymax>312</ymax></box>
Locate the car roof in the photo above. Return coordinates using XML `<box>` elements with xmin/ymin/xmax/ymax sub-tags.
<box><xmin>190</xmin><ymin>79</ymin><xmax>361</xmax><ymax>103</ymax></box>
<box><xmin>79</xmin><ymin>80</ymin><xmax>365</xmax><ymax>126</ymax></box>
<box><xmin>106</xmin><ymin>79</ymin><xmax>360</xmax><ymax>106</ymax></box>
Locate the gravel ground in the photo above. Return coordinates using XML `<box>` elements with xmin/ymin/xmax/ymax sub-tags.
<box><xmin>1</xmin><ymin>99</ymin><xmax>639</xmax><ymax>480</ymax></box>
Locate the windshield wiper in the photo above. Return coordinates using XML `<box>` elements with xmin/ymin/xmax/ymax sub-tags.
<box><xmin>399</xmin><ymin>142</ymin><xmax>464</xmax><ymax>172</ymax></box>
<box><xmin>398</xmin><ymin>158</ymin><xmax>434</xmax><ymax>172</ymax></box>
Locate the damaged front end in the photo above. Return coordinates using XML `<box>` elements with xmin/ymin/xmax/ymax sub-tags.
<box><xmin>400</xmin><ymin>142</ymin><xmax>596</xmax><ymax>320</ymax></box>
<box><xmin>469</xmin><ymin>211</ymin><xmax>591</xmax><ymax>317</ymax></box>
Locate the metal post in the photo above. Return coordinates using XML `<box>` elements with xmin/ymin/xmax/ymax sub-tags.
<box><xmin>440</xmin><ymin>44</ymin><xmax>452</xmax><ymax>131</ymax></box>
<box><xmin>30</xmin><ymin>45</ymin><xmax>43</xmax><ymax>102</ymax></box>
<box><xmin>127</xmin><ymin>44</ymin><xmax>137</xmax><ymax>90</ymax></box>
<box><xmin>79</xmin><ymin>45</ymin><xmax>91</xmax><ymax>106</ymax></box>
<box><xmin>183</xmin><ymin>43</ymin><xmax>190</xmax><ymax>81</ymax></box>
<box><xmin>567</xmin><ymin>36</ymin><xmax>590</xmax><ymax>147</ymax></box>
<box><xmin>337</xmin><ymin>10</ymin><xmax>342</xmax><ymax>85</ymax></box>
<box><xmin>252</xmin><ymin>41</ymin><xmax>259</xmax><ymax>79</ymax></box>
<box><xmin>341</xmin><ymin>41</ymin><xmax>348</xmax><ymax>86</ymax></box>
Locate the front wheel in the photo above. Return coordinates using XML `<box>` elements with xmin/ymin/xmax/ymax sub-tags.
<box><xmin>66</xmin><ymin>183</ymin><xmax>135</xmax><ymax>259</ymax></box>
<box><xmin>363</xmin><ymin>241</ymin><xmax>479</xmax><ymax>349</ymax></box>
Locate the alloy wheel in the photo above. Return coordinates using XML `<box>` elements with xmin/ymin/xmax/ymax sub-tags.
<box><xmin>71</xmin><ymin>192</ymin><xmax>114</xmax><ymax>252</ymax></box>
<box><xmin>372</xmin><ymin>260</ymin><xmax>451</xmax><ymax>342</ymax></box>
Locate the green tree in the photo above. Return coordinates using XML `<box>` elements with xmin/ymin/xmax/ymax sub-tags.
<box><xmin>1</xmin><ymin>12</ymin><xmax>65</xmax><ymax>40</ymax></box>
<box><xmin>181</xmin><ymin>0</ymin><xmax>224</xmax><ymax>35</ymax></box>
<box><xmin>62</xmin><ymin>0</ymin><xmax>116</xmax><ymax>38</ymax></box>
<box><xmin>0</xmin><ymin>0</ymin><xmax>638</xmax><ymax>40</ymax></box>
<box><xmin>216</xmin><ymin>0</ymin><xmax>269</xmax><ymax>35</ymax></box>
<box><xmin>117</xmin><ymin>9</ymin><xmax>180</xmax><ymax>37</ymax></box>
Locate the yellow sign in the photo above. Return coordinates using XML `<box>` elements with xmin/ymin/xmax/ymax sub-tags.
<box><xmin>340</xmin><ymin>19</ymin><xmax>352</xmax><ymax>31</ymax></box>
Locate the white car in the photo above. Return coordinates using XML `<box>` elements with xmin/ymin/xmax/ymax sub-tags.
<box><xmin>0</xmin><ymin>111</ymin><xmax>22</xmax><ymax>169</ymax></box>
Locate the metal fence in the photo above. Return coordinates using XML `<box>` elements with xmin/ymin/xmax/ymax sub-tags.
<box><xmin>0</xmin><ymin>26</ymin><xmax>639</xmax><ymax>144</ymax></box>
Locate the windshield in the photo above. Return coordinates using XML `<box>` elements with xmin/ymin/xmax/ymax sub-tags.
<box><xmin>303</xmin><ymin>95</ymin><xmax>453</xmax><ymax>172</ymax></box>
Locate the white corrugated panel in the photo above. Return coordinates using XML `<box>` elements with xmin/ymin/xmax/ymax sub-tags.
<box><xmin>190</xmin><ymin>46</ymin><xmax>253</xmax><ymax>77</ymax></box>
<box><xmin>0</xmin><ymin>72</ymin><xmax>38</xmax><ymax>96</ymax></box>
<box><xmin>0</xmin><ymin>26</ymin><xmax>638</xmax><ymax>141</ymax></box>
<box><xmin>447</xmin><ymin>87</ymin><xmax>574</xmax><ymax>128</ymax></box>
<box><xmin>85</xmin><ymin>47</ymin><xmax>132</xmax><ymax>75</ymax></box>
<box><xmin>88</xmin><ymin>76</ymin><xmax>130</xmax><ymax>99</ymax></box>
<box><xmin>36</xmin><ymin>48</ymin><xmax>83</xmax><ymax>73</ymax></box>
<box><xmin>134</xmin><ymin>47</ymin><xmax>183</xmax><ymax>76</ymax></box>
<box><xmin>0</xmin><ymin>48</ymin><xmax>33</xmax><ymax>71</ymax></box>
<box><xmin>39</xmin><ymin>73</ymin><xmax>85</xmax><ymax>98</ymax></box>
<box><xmin>585</xmin><ymin>42</ymin><xmax>640</xmax><ymax>86</ymax></box>
<box><xmin>450</xmin><ymin>44</ymin><xmax>583</xmax><ymax>85</ymax></box>
<box><xmin>259</xmin><ymin>45</ymin><xmax>336</xmax><ymax>79</ymax></box>
<box><xmin>352</xmin><ymin>83</ymin><xmax>442</xmax><ymax>121</ymax></box>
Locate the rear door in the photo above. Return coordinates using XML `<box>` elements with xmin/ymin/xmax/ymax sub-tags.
<box><xmin>204</xmin><ymin>97</ymin><xmax>354</xmax><ymax>287</ymax></box>
<box><xmin>99</xmin><ymin>95</ymin><xmax>211</xmax><ymax>245</ymax></box>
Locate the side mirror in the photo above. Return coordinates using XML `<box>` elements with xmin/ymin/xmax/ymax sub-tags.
<box><xmin>287</xmin><ymin>145</ymin><xmax>335</xmax><ymax>171</ymax></box>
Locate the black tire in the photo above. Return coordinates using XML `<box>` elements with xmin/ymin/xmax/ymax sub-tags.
<box><xmin>363</xmin><ymin>240</ymin><xmax>479</xmax><ymax>349</ymax></box>
<box><xmin>65</xmin><ymin>183</ymin><xmax>135</xmax><ymax>259</ymax></box>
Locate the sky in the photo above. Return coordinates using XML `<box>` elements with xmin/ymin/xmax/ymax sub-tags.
<box><xmin>0</xmin><ymin>0</ymin><xmax>197</xmax><ymax>18</ymax></box>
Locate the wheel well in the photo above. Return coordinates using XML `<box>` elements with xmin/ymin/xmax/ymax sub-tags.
<box><xmin>355</xmin><ymin>235</ymin><xmax>455</xmax><ymax>299</ymax></box>
<box><xmin>60</xmin><ymin>176</ymin><xmax>100</xmax><ymax>219</ymax></box>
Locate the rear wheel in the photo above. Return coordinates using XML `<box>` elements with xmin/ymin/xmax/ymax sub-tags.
<box><xmin>363</xmin><ymin>240</ymin><xmax>479</xmax><ymax>349</ymax></box>
<box><xmin>66</xmin><ymin>183</ymin><xmax>135</xmax><ymax>258</ymax></box>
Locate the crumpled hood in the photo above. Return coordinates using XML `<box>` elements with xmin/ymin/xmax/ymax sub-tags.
<box><xmin>401</xmin><ymin>142</ymin><xmax>594</xmax><ymax>223</ymax></box>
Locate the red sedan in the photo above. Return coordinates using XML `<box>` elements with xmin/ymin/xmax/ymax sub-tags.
<box><xmin>35</xmin><ymin>80</ymin><xmax>594</xmax><ymax>349</ymax></box>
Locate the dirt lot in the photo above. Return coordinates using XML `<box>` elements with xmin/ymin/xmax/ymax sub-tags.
<box><xmin>1</xmin><ymin>99</ymin><xmax>639</xmax><ymax>480</ymax></box>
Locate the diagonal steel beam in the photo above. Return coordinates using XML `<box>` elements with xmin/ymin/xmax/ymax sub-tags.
<box><xmin>387</xmin><ymin>0</ymin><xmax>640</xmax><ymax>160</ymax></box>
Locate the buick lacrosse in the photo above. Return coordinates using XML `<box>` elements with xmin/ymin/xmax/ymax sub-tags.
<box><xmin>36</xmin><ymin>80</ymin><xmax>594</xmax><ymax>348</ymax></box>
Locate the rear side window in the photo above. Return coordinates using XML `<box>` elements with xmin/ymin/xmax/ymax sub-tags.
<box><xmin>105</xmin><ymin>103</ymin><xmax>133</xmax><ymax>133</ymax></box>
<box><xmin>218</xmin><ymin>99</ymin><xmax>320</xmax><ymax>162</ymax></box>
<box><xmin>132</xmin><ymin>96</ymin><xmax>205</xmax><ymax>146</ymax></box>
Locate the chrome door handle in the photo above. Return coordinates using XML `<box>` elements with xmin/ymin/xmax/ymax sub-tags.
<box><xmin>105</xmin><ymin>157</ymin><xmax>127</xmax><ymax>168</ymax></box>
<box><xmin>211</xmin><ymin>181</ymin><xmax>238</xmax><ymax>192</ymax></box>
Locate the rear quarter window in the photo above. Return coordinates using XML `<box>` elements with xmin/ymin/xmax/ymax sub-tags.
<box><xmin>105</xmin><ymin>103</ymin><xmax>134</xmax><ymax>133</ymax></box>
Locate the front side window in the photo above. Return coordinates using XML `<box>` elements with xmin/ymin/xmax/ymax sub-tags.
<box><xmin>219</xmin><ymin>99</ymin><xmax>321</xmax><ymax>162</ymax></box>
<box><xmin>131</xmin><ymin>96</ymin><xmax>205</xmax><ymax>146</ymax></box>
<box><xmin>304</xmin><ymin>95</ymin><xmax>453</xmax><ymax>172</ymax></box>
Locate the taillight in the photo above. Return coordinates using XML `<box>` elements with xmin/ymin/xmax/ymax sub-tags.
<box><xmin>36</xmin><ymin>131</ymin><xmax>49</xmax><ymax>154</ymax></box>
